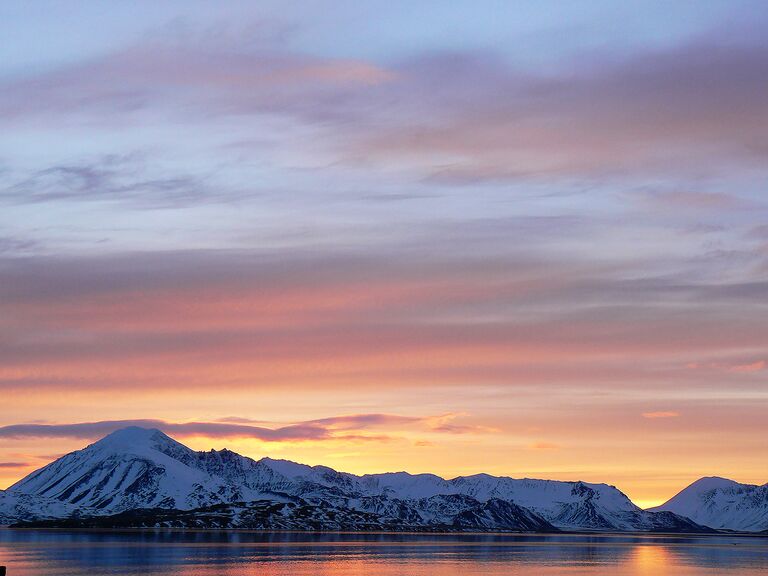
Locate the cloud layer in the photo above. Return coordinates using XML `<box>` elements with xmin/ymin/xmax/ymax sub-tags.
<box><xmin>1</xmin><ymin>3</ymin><xmax>767</xmax><ymax>504</ymax></box>
<box><xmin>0</xmin><ymin>413</ymin><xmax>487</xmax><ymax>444</ymax></box>
<box><xmin>1</xmin><ymin>243</ymin><xmax>766</xmax><ymax>395</ymax></box>
<box><xmin>2</xmin><ymin>30</ymin><xmax>768</xmax><ymax>194</ymax></box>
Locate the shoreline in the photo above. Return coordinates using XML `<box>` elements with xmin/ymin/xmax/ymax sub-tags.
<box><xmin>3</xmin><ymin>526</ymin><xmax>767</xmax><ymax>538</ymax></box>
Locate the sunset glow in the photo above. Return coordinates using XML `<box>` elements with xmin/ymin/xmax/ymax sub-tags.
<box><xmin>1</xmin><ymin>1</ymin><xmax>767</xmax><ymax>509</ymax></box>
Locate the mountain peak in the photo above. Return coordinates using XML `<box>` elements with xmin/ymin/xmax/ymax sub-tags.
<box><xmin>650</xmin><ymin>476</ymin><xmax>768</xmax><ymax>531</ymax></box>
<box><xmin>97</xmin><ymin>426</ymin><xmax>166</xmax><ymax>443</ymax></box>
<box><xmin>88</xmin><ymin>426</ymin><xmax>183</xmax><ymax>455</ymax></box>
<box><xmin>687</xmin><ymin>476</ymin><xmax>745</xmax><ymax>491</ymax></box>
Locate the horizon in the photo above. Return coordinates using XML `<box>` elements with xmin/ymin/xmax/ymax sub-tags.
<box><xmin>1</xmin><ymin>1</ymin><xmax>767</xmax><ymax>512</ymax></box>
<box><xmin>1</xmin><ymin>424</ymin><xmax>761</xmax><ymax>510</ymax></box>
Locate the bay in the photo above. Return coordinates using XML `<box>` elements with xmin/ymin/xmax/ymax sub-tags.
<box><xmin>1</xmin><ymin>529</ymin><xmax>767</xmax><ymax>575</ymax></box>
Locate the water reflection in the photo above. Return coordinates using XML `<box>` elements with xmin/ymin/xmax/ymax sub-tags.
<box><xmin>1</xmin><ymin>529</ymin><xmax>766</xmax><ymax>576</ymax></box>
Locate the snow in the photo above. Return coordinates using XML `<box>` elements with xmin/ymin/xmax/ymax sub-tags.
<box><xmin>3</xmin><ymin>427</ymin><xmax>760</xmax><ymax>531</ymax></box>
<box><xmin>0</xmin><ymin>489</ymin><xmax>81</xmax><ymax>524</ymax></box>
<box><xmin>258</xmin><ymin>457</ymin><xmax>317</xmax><ymax>479</ymax></box>
<box><xmin>651</xmin><ymin>477</ymin><xmax>768</xmax><ymax>531</ymax></box>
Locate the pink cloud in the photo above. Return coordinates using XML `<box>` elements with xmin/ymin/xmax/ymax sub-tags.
<box><xmin>289</xmin><ymin>61</ymin><xmax>395</xmax><ymax>85</ymax></box>
<box><xmin>730</xmin><ymin>360</ymin><xmax>766</xmax><ymax>373</ymax></box>
<box><xmin>686</xmin><ymin>360</ymin><xmax>766</xmax><ymax>374</ymax></box>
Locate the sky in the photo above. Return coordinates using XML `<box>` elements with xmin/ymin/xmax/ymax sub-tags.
<box><xmin>0</xmin><ymin>1</ymin><xmax>767</xmax><ymax>509</ymax></box>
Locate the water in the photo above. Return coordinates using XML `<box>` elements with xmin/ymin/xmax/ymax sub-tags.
<box><xmin>1</xmin><ymin>529</ymin><xmax>767</xmax><ymax>575</ymax></box>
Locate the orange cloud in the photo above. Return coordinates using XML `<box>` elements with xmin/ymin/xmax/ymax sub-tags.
<box><xmin>424</xmin><ymin>413</ymin><xmax>499</xmax><ymax>434</ymax></box>
<box><xmin>642</xmin><ymin>411</ymin><xmax>679</xmax><ymax>419</ymax></box>
<box><xmin>528</xmin><ymin>442</ymin><xmax>560</xmax><ymax>450</ymax></box>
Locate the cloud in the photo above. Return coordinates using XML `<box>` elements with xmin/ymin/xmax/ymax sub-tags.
<box><xmin>0</xmin><ymin>420</ymin><xmax>335</xmax><ymax>442</ymax></box>
<box><xmin>0</xmin><ymin>236</ymin><xmax>39</xmax><ymax>255</ymax></box>
<box><xmin>1</xmin><ymin>155</ymin><xmax>218</xmax><ymax>209</ymax></box>
<box><xmin>0</xmin><ymin>413</ymin><xmax>489</xmax><ymax>444</ymax></box>
<box><xmin>216</xmin><ymin>416</ymin><xmax>264</xmax><ymax>424</ymax></box>
<box><xmin>635</xmin><ymin>190</ymin><xmax>756</xmax><ymax>211</ymax></box>
<box><xmin>528</xmin><ymin>442</ymin><xmax>560</xmax><ymax>450</ymax></box>
<box><xmin>304</xmin><ymin>414</ymin><xmax>422</xmax><ymax>430</ymax></box>
<box><xmin>1</xmin><ymin>30</ymin><xmax>767</xmax><ymax>185</ymax></box>
<box><xmin>0</xmin><ymin>462</ymin><xmax>30</xmax><ymax>469</ymax></box>
<box><xmin>685</xmin><ymin>360</ymin><xmax>766</xmax><ymax>374</ymax></box>
<box><xmin>747</xmin><ymin>225</ymin><xmax>768</xmax><ymax>240</ymax></box>
<box><xmin>0</xmin><ymin>242</ymin><xmax>767</xmax><ymax>395</ymax></box>
<box><xmin>353</xmin><ymin>40</ymin><xmax>768</xmax><ymax>181</ymax></box>
<box><xmin>424</xmin><ymin>413</ymin><xmax>498</xmax><ymax>434</ymax></box>
<box><xmin>729</xmin><ymin>360</ymin><xmax>766</xmax><ymax>374</ymax></box>
<box><xmin>0</xmin><ymin>41</ymin><xmax>394</xmax><ymax>125</ymax></box>
<box><xmin>641</xmin><ymin>411</ymin><xmax>680</xmax><ymax>419</ymax></box>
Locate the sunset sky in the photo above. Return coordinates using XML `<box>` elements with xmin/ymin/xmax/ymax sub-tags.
<box><xmin>1</xmin><ymin>1</ymin><xmax>767</xmax><ymax>509</ymax></box>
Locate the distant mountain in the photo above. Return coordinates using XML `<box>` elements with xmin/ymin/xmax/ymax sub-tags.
<box><xmin>1</xmin><ymin>427</ymin><xmax>710</xmax><ymax>532</ymax></box>
<box><xmin>650</xmin><ymin>477</ymin><xmax>768</xmax><ymax>532</ymax></box>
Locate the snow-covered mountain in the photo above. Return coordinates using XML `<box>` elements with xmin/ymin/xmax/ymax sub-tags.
<box><xmin>0</xmin><ymin>489</ymin><xmax>80</xmax><ymax>525</ymax></box>
<box><xmin>650</xmin><ymin>477</ymin><xmax>768</xmax><ymax>532</ymax></box>
<box><xmin>1</xmin><ymin>427</ymin><xmax>709</xmax><ymax>531</ymax></box>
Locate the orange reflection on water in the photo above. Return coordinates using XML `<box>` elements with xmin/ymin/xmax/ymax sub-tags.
<box><xmin>4</xmin><ymin>531</ymin><xmax>768</xmax><ymax>576</ymax></box>
<box><xmin>632</xmin><ymin>545</ymin><xmax>673</xmax><ymax>575</ymax></box>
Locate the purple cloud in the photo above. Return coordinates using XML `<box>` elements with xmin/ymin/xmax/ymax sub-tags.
<box><xmin>0</xmin><ymin>420</ymin><xmax>327</xmax><ymax>442</ymax></box>
<box><xmin>634</xmin><ymin>190</ymin><xmax>757</xmax><ymax>211</ymax></box>
<box><xmin>1</xmin><ymin>155</ymin><xmax>219</xmax><ymax>209</ymax></box>
<box><xmin>0</xmin><ymin>413</ymin><xmax>488</xmax><ymax>443</ymax></box>
<box><xmin>1</xmin><ymin>32</ymin><xmax>767</xmax><ymax>185</ymax></box>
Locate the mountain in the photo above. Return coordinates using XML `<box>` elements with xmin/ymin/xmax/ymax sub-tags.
<box><xmin>650</xmin><ymin>477</ymin><xmax>768</xmax><ymax>532</ymax></box>
<box><xmin>2</xmin><ymin>427</ymin><xmax>709</xmax><ymax>532</ymax></box>
<box><xmin>0</xmin><ymin>489</ymin><xmax>80</xmax><ymax>525</ymax></box>
<box><xmin>14</xmin><ymin>498</ymin><xmax>558</xmax><ymax>532</ymax></box>
<box><xmin>8</xmin><ymin>427</ymin><xmax>266</xmax><ymax>513</ymax></box>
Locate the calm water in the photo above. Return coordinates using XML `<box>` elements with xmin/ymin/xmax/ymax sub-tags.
<box><xmin>1</xmin><ymin>529</ymin><xmax>767</xmax><ymax>575</ymax></box>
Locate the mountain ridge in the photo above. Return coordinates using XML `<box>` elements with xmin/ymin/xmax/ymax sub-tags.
<box><xmin>1</xmin><ymin>427</ymin><xmax>760</xmax><ymax>532</ymax></box>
